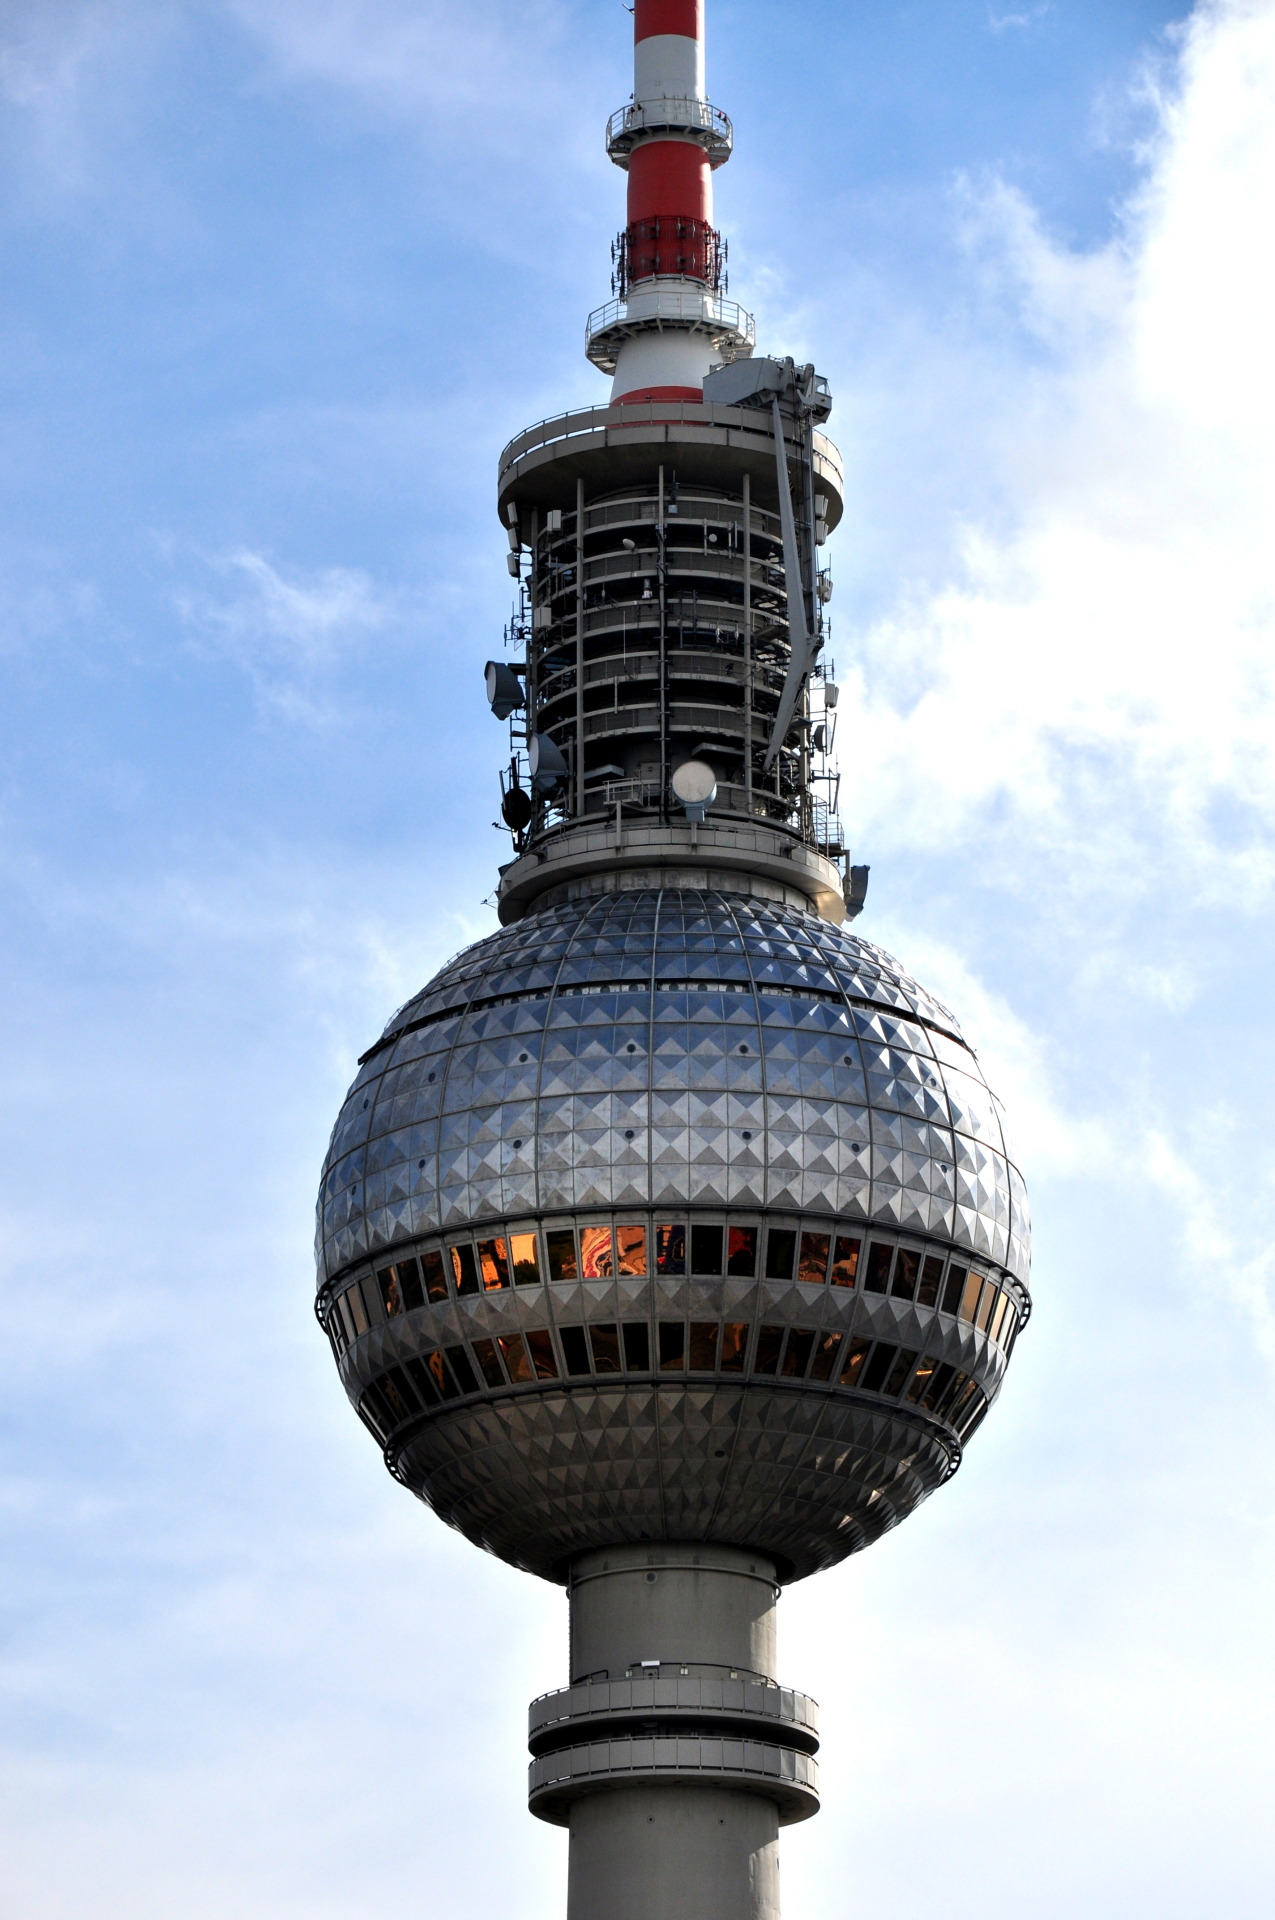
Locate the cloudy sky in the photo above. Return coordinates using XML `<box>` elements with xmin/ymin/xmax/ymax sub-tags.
<box><xmin>2</xmin><ymin>1</ymin><xmax>1273</xmax><ymax>1915</ymax></box>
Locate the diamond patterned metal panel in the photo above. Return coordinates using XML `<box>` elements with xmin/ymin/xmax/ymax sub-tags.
<box><xmin>316</xmin><ymin>888</ymin><xmax>1031</xmax><ymax>1583</ymax></box>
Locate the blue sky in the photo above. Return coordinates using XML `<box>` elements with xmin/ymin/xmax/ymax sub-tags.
<box><xmin>3</xmin><ymin>2</ymin><xmax>1274</xmax><ymax>1916</ymax></box>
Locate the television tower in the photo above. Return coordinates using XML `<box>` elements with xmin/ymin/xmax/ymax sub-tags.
<box><xmin>316</xmin><ymin>5</ymin><xmax>1030</xmax><ymax>1917</ymax></box>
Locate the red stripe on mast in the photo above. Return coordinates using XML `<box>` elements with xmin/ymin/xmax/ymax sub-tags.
<box><xmin>634</xmin><ymin>0</ymin><xmax>702</xmax><ymax>41</ymax></box>
<box><xmin>628</xmin><ymin>141</ymin><xmax>710</xmax><ymax>226</ymax></box>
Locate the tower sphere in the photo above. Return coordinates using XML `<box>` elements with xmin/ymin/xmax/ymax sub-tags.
<box><xmin>317</xmin><ymin>886</ymin><xmax>1030</xmax><ymax>1583</ymax></box>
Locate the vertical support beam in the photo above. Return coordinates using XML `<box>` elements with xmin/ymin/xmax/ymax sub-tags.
<box><xmin>658</xmin><ymin>464</ymin><xmax>669</xmax><ymax>821</ymax></box>
<box><xmin>576</xmin><ymin>477</ymin><xmax>587</xmax><ymax>818</ymax></box>
<box><xmin>742</xmin><ymin>470</ymin><xmax>752</xmax><ymax>817</ymax></box>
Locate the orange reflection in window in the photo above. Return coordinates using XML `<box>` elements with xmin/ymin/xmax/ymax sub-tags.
<box><xmin>580</xmin><ymin>1226</ymin><xmax>615</xmax><ymax>1278</ymax></box>
<box><xmin>830</xmin><ymin>1236</ymin><xmax>861</xmax><ymax>1288</ymax></box>
<box><xmin>509</xmin><ymin>1232</ymin><xmax>540</xmax><ymax>1285</ymax></box>
<box><xmin>615</xmin><ymin>1225</ymin><xmax>647</xmax><ymax>1275</ymax></box>
<box><xmin>478</xmin><ymin>1237</ymin><xmax>510</xmax><ymax>1291</ymax></box>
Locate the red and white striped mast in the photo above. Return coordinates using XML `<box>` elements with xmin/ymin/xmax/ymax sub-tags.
<box><xmin>589</xmin><ymin>0</ymin><xmax>754</xmax><ymax>403</ymax></box>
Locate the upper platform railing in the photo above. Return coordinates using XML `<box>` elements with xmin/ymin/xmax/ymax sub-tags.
<box><xmin>606</xmin><ymin>97</ymin><xmax>733</xmax><ymax>168</ymax></box>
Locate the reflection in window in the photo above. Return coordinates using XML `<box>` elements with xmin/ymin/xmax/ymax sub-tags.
<box><xmin>840</xmin><ymin>1337</ymin><xmax>871</xmax><ymax>1386</ymax></box>
<box><xmin>798</xmin><ymin>1233</ymin><xmax>830</xmax><ymax>1286</ymax></box>
<box><xmin>941</xmin><ymin>1266</ymin><xmax>966</xmax><ymax>1315</ymax></box>
<box><xmin>905</xmin><ymin>1355</ymin><xmax>937</xmax><ymax>1403</ymax></box>
<box><xmin>891</xmin><ymin>1249</ymin><xmax>919</xmax><ymax>1300</ymax></box>
<box><xmin>656</xmin><ymin>1224</ymin><xmax>686</xmax><ymax>1275</ymax></box>
<box><xmin>782</xmin><ymin>1328</ymin><xmax>816</xmax><ymax>1377</ymax></box>
<box><xmin>498</xmin><ymin>1334</ymin><xmax>534</xmax><ymax>1384</ymax></box>
<box><xmin>344</xmin><ymin>1284</ymin><xmax>369</xmax><ymax>1336</ymax></box>
<box><xmin>975</xmin><ymin>1281</ymin><xmax>998</xmax><ymax>1333</ymax></box>
<box><xmin>381</xmin><ymin>1373</ymin><xmax>412</xmax><ymax>1421</ymax></box>
<box><xmin>589</xmin><ymin>1322</ymin><xmax>622</xmax><ymax>1372</ymax></box>
<box><xmin>864</xmin><ymin>1244</ymin><xmax>893</xmax><ymax>1294</ymax></box>
<box><xmin>472</xmin><ymin>1337</ymin><xmax>505</xmax><ymax>1388</ymax></box>
<box><xmin>334</xmin><ymin>1293</ymin><xmax>357</xmax><ymax>1347</ymax></box>
<box><xmin>580</xmin><ymin>1226</ymin><xmax>615</xmax><ymax>1278</ymax></box>
<box><xmin>754</xmin><ymin>1325</ymin><xmax>784</xmax><ymax>1375</ymax></box>
<box><xmin>623</xmin><ymin>1322</ymin><xmax>651</xmax><ymax>1371</ymax></box>
<box><xmin>658</xmin><ymin>1322</ymin><xmax>686</xmax><ymax>1371</ymax></box>
<box><xmin>358</xmin><ymin>1391</ymin><xmax>390</xmax><ymax>1441</ymax></box>
<box><xmin>809</xmin><ymin>1331</ymin><xmax>843</xmax><ymax>1380</ymax></box>
<box><xmin>917</xmin><ymin>1255</ymin><xmax>943</xmax><ymax>1309</ymax></box>
<box><xmin>397</xmin><ymin>1258</ymin><xmax>425</xmax><ymax>1312</ymax></box>
<box><xmin>546</xmin><ymin>1229</ymin><xmax>579</xmax><ymax>1282</ymax></box>
<box><xmin>883</xmin><ymin>1347</ymin><xmax>919</xmax><ymax>1396</ymax></box>
<box><xmin>959</xmin><ymin>1272</ymin><xmax>983</xmax><ymax>1323</ymax></box>
<box><xmin>526</xmin><ymin>1330</ymin><xmax>559</xmax><ymax>1379</ymax></box>
<box><xmin>720</xmin><ymin>1322</ymin><xmax>749</xmax><ymax>1371</ymax></box>
<box><xmin>422</xmin><ymin>1250</ymin><xmax>449</xmax><ymax>1302</ymax></box>
<box><xmin>451</xmin><ymin>1244</ymin><xmax>480</xmax><ymax>1297</ymax></box>
<box><xmin>510</xmin><ymin>1231</ymin><xmax>541</xmax><ymax>1286</ymax></box>
<box><xmin>727</xmin><ymin>1227</ymin><xmax>757</xmax><ymax>1276</ymax></box>
<box><xmin>445</xmin><ymin>1345</ymin><xmax>479</xmax><ymax>1395</ymax></box>
<box><xmin>405</xmin><ymin>1356</ymin><xmax>442</xmax><ymax>1407</ymax></box>
<box><xmin>616</xmin><ymin>1225</ymin><xmax>647</xmax><ymax>1276</ymax></box>
<box><xmin>425</xmin><ymin>1350</ymin><xmax>457</xmax><ymax>1399</ymax></box>
<box><xmin>765</xmin><ymin>1230</ymin><xmax>796</xmax><ymax>1281</ymax></box>
<box><xmin>377</xmin><ymin>1267</ymin><xmax>403</xmax><ymax>1318</ymax></box>
<box><xmin>478</xmin><ymin>1238</ymin><xmax>510</xmax><ymax>1291</ymax></box>
<box><xmin>691</xmin><ymin>1224</ymin><xmax>724</xmax><ymax>1275</ymax></box>
<box><xmin>830</xmin><ymin>1237</ymin><xmax>861</xmax><ymax>1288</ymax></box>
<box><xmin>862</xmin><ymin>1342</ymin><xmax>898</xmax><ymax>1393</ymax></box>
<box><xmin>920</xmin><ymin>1361</ymin><xmax>955</xmax><ymax>1414</ymax></box>
<box><xmin>560</xmin><ymin>1325</ymin><xmax>591</xmax><ymax>1375</ymax></box>
<box><xmin>689</xmin><ymin>1322</ymin><xmax>719</xmax><ymax>1370</ymax></box>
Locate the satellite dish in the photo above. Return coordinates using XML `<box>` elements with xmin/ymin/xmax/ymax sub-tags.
<box><xmin>501</xmin><ymin>786</ymin><xmax>534</xmax><ymax>830</ymax></box>
<box><xmin>671</xmin><ymin>759</ymin><xmax>718</xmax><ymax>807</ymax></box>
<box><xmin>485</xmin><ymin>660</ymin><xmax>525</xmax><ymax>720</ymax></box>
<box><xmin>529</xmin><ymin>733</ymin><xmax>569</xmax><ymax>795</ymax></box>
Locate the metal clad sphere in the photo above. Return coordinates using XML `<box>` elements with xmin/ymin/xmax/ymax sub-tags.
<box><xmin>316</xmin><ymin>889</ymin><xmax>1031</xmax><ymax>1581</ymax></box>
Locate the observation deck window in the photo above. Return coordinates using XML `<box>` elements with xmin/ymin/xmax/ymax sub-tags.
<box><xmin>421</xmin><ymin>1249</ymin><xmax>449</xmax><ymax>1302</ymax></box>
<box><xmin>861</xmin><ymin>1343</ymin><xmax>898</xmax><ymax>1395</ymax></box>
<box><xmin>917</xmin><ymin>1255</ymin><xmax>944</xmax><ymax>1309</ymax></box>
<box><xmin>499</xmin><ymin>1334</ymin><xmax>535</xmax><ymax>1384</ymax></box>
<box><xmin>658</xmin><ymin>1322</ymin><xmax>686</xmax><ymax>1372</ymax></box>
<box><xmin>689</xmin><ymin>1322</ymin><xmax>720</xmax><ymax>1371</ymax></box>
<box><xmin>941</xmin><ymin>1266</ymin><xmax>967</xmax><ymax>1315</ymax></box>
<box><xmin>446</xmin><ymin>1345</ymin><xmax>480</xmax><ymax>1396</ymax></box>
<box><xmin>864</xmin><ymin>1244</ymin><xmax>893</xmax><ymax>1294</ymax></box>
<box><xmin>720</xmin><ymin>1322</ymin><xmax>748</xmax><ymax>1371</ymax></box>
<box><xmin>691</xmin><ymin>1224</ymin><xmax>724</xmax><ymax>1274</ymax></box>
<box><xmin>726</xmin><ymin>1227</ymin><xmax>756</xmax><ymax>1276</ymax></box>
<box><xmin>809</xmin><ymin>1332</ymin><xmax>844</xmax><ymax>1381</ymax></box>
<box><xmin>891</xmin><ymin>1249</ymin><xmax>920</xmax><ymax>1300</ymax></box>
<box><xmin>798</xmin><ymin>1233</ymin><xmax>831</xmax><ymax>1286</ymax></box>
<box><xmin>754</xmin><ymin>1325</ymin><xmax>784</xmax><ymax>1375</ymax></box>
<box><xmin>781</xmin><ymin>1329</ymin><xmax>816</xmax><ymax>1378</ymax></box>
<box><xmin>546</xmin><ymin>1228</ymin><xmax>579</xmax><ymax>1282</ymax></box>
<box><xmin>510</xmin><ymin>1232</ymin><xmax>541</xmax><ymax>1286</ymax></box>
<box><xmin>765</xmin><ymin>1230</ymin><xmax>796</xmax><ymax>1281</ymax></box>
<box><xmin>560</xmin><ymin>1326</ymin><xmax>592</xmax><ymax>1376</ymax></box>
<box><xmin>883</xmin><ymin>1348</ymin><xmax>920</xmax><ymax>1398</ymax></box>
<box><xmin>580</xmin><ymin>1225</ymin><xmax>614</xmax><ymax>1278</ymax></box>
<box><xmin>450</xmin><ymin>1244</ymin><xmax>480</xmax><ymax>1296</ymax></box>
<box><xmin>478</xmin><ymin>1237</ymin><xmax>511</xmax><ymax>1291</ymax></box>
<box><xmin>622</xmin><ymin>1322</ymin><xmax>651</xmax><ymax>1371</ymax></box>
<box><xmin>472</xmin><ymin>1338</ymin><xmax>505</xmax><ymax>1389</ymax></box>
<box><xmin>830</xmin><ymin>1237</ymin><xmax>861</xmax><ymax>1288</ymax></box>
<box><xmin>590</xmin><ymin>1323</ymin><xmax>623</xmax><ymax>1373</ymax></box>
<box><xmin>526</xmin><ymin>1330</ymin><xmax>559</xmax><ymax>1380</ymax></box>
<box><xmin>616</xmin><ymin>1224</ymin><xmax>648</xmax><ymax>1275</ymax></box>
<box><xmin>958</xmin><ymin>1271</ymin><xmax>984</xmax><ymax>1323</ymax></box>
<box><xmin>656</xmin><ymin>1224</ymin><xmax>686</xmax><ymax>1275</ymax></box>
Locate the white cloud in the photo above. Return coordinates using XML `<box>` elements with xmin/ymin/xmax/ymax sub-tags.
<box><xmin>179</xmin><ymin>548</ymin><xmax>390</xmax><ymax>723</ymax></box>
<box><xmin>986</xmin><ymin>3</ymin><xmax>1052</xmax><ymax>34</ymax></box>
<box><xmin>834</xmin><ymin>0</ymin><xmax>1275</xmax><ymax>911</ymax></box>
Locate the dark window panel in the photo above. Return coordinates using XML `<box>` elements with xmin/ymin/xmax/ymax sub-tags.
<box><xmin>920</xmin><ymin>1361</ymin><xmax>955</xmax><ymax>1413</ymax></box>
<box><xmin>379</xmin><ymin>1369</ymin><xmax>415</xmax><ymax>1423</ymax></box>
<box><xmin>862</xmin><ymin>1342</ymin><xmax>899</xmax><ymax>1394</ymax></box>
<box><xmin>781</xmin><ymin>1328</ymin><xmax>816</xmax><ymax>1377</ymax></box>
<box><xmin>471</xmin><ymin>1337</ymin><xmax>506</xmax><ymax>1388</ymax></box>
<box><xmin>546</xmin><ymin>1229</ymin><xmax>579</xmax><ymax>1282</ymax></box>
<box><xmin>357</xmin><ymin>1277</ymin><xmax>381</xmax><ymax>1326</ymax></box>
<box><xmin>1003</xmin><ymin>1302</ymin><xmax>1022</xmax><ymax>1354</ymax></box>
<box><xmin>797</xmin><ymin>1233</ymin><xmax>830</xmax><ymax>1286</ymax></box>
<box><xmin>830</xmin><ymin>1237</ymin><xmax>861</xmax><ymax>1288</ymax></box>
<box><xmin>560</xmin><ymin>1326</ymin><xmax>592</xmax><ymax>1375</ymax></box>
<box><xmin>581</xmin><ymin>1225</ymin><xmax>615</xmax><ymax>1278</ymax></box>
<box><xmin>809</xmin><ymin>1331</ymin><xmax>844</xmax><ymax>1381</ymax></box>
<box><xmin>689</xmin><ymin>1321</ymin><xmax>719</xmax><ymax>1369</ymax></box>
<box><xmin>358</xmin><ymin>1388</ymin><xmax>392</xmax><ymax>1441</ymax></box>
<box><xmin>720</xmin><ymin>1322</ymin><xmax>749</xmax><ymax>1371</ymax></box>
<box><xmin>754</xmin><ymin>1325</ymin><xmax>784</xmax><ymax>1375</ymax></box>
<box><xmin>397</xmin><ymin>1257</ymin><xmax>425</xmax><ymax>1312</ymax></box>
<box><xmin>941</xmin><ymin>1265</ymin><xmax>966</xmax><ymax>1315</ymax></box>
<box><xmin>478</xmin><ymin>1238</ymin><xmax>511</xmax><ymax>1291</ymax></box>
<box><xmin>948</xmin><ymin>1376</ymin><xmax>981</xmax><ymax>1427</ymax></box>
<box><xmin>690</xmin><ymin>1223</ymin><xmax>724</xmax><ymax>1275</ymax></box>
<box><xmin>905</xmin><ymin>1354</ymin><xmax>938</xmax><ymax>1404</ymax></box>
<box><xmin>425</xmin><ymin>1350</ymin><xmax>459</xmax><ymax>1401</ymax></box>
<box><xmin>864</xmin><ymin>1244</ymin><xmax>893</xmax><ymax>1294</ymax></box>
<box><xmin>510</xmin><ymin>1231</ymin><xmax>541</xmax><ymax>1285</ymax></box>
<box><xmin>526</xmin><ymin>1330</ymin><xmax>560</xmax><ymax>1379</ymax></box>
<box><xmin>623</xmin><ymin>1322</ymin><xmax>651</xmax><ymax>1370</ymax></box>
<box><xmin>451</xmin><ymin>1245</ymin><xmax>480</xmax><ymax>1297</ymax></box>
<box><xmin>934</xmin><ymin>1369</ymin><xmax>970</xmax><ymax>1420</ymax></box>
<box><xmin>616</xmin><ymin>1224</ymin><xmax>648</xmax><ymax>1275</ymax></box>
<box><xmin>840</xmin><ymin>1337</ymin><xmax>872</xmax><ymax>1386</ymax></box>
<box><xmin>658</xmin><ymin>1322</ymin><xmax>686</xmax><ymax>1371</ymax></box>
<box><xmin>957</xmin><ymin>1389</ymin><xmax>990</xmax><ymax>1441</ymax></box>
<box><xmin>883</xmin><ymin>1347</ymin><xmax>919</xmax><ymax>1397</ymax></box>
<box><xmin>421</xmin><ymin>1249</ymin><xmax>449</xmax><ymax>1302</ymax></box>
<box><xmin>344</xmin><ymin>1283</ymin><xmax>369</xmax><ymax>1336</ymax></box>
<box><xmin>765</xmin><ymin>1230</ymin><xmax>796</xmax><ymax>1281</ymax></box>
<box><xmin>917</xmin><ymin>1256</ymin><xmax>943</xmax><ymax>1309</ymax></box>
<box><xmin>726</xmin><ymin>1226</ymin><xmax>757</xmax><ymax>1276</ymax></box>
<box><xmin>334</xmin><ymin>1294</ymin><xmax>356</xmax><ymax>1347</ymax></box>
<box><xmin>377</xmin><ymin>1267</ymin><xmax>404</xmax><ymax>1318</ymax></box>
<box><xmin>891</xmin><ymin>1250</ymin><xmax>920</xmax><ymax>1301</ymax></box>
<box><xmin>589</xmin><ymin>1322</ymin><xmax>623</xmax><ymax>1373</ymax></box>
<box><xmin>404</xmin><ymin>1356</ymin><xmax>442</xmax><ymax>1407</ymax></box>
<box><xmin>498</xmin><ymin>1335</ymin><xmax>535</xmax><ymax>1384</ymax></box>
<box><xmin>446</xmin><ymin>1346</ymin><xmax>480</xmax><ymax>1395</ymax></box>
<box><xmin>657</xmin><ymin>1224</ymin><xmax>686</xmax><ymax>1275</ymax></box>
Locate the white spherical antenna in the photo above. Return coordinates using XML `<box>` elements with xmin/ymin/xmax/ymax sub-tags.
<box><xmin>670</xmin><ymin>759</ymin><xmax>717</xmax><ymax>808</ymax></box>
